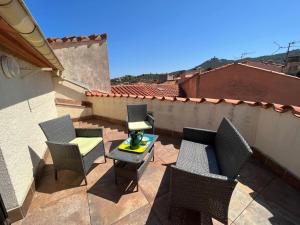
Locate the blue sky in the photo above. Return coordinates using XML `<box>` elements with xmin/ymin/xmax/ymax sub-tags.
<box><xmin>26</xmin><ymin>0</ymin><xmax>300</xmax><ymax>78</ymax></box>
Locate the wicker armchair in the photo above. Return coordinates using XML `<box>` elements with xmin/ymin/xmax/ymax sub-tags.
<box><xmin>170</xmin><ymin>118</ymin><xmax>252</xmax><ymax>224</ymax></box>
<box><xmin>127</xmin><ymin>104</ymin><xmax>154</xmax><ymax>134</ymax></box>
<box><xmin>39</xmin><ymin>115</ymin><xmax>106</xmax><ymax>185</ymax></box>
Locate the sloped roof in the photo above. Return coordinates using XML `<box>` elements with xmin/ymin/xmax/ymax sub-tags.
<box><xmin>241</xmin><ymin>61</ymin><xmax>283</xmax><ymax>73</ymax></box>
<box><xmin>111</xmin><ymin>84</ymin><xmax>180</xmax><ymax>97</ymax></box>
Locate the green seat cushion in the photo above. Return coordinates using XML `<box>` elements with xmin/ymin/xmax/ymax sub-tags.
<box><xmin>128</xmin><ymin>121</ymin><xmax>152</xmax><ymax>131</ymax></box>
<box><xmin>69</xmin><ymin>137</ymin><xmax>102</xmax><ymax>156</ymax></box>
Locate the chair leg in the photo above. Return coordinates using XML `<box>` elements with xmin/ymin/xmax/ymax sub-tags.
<box><xmin>104</xmin><ymin>155</ymin><xmax>107</xmax><ymax>163</ymax></box>
<box><xmin>168</xmin><ymin>206</ymin><xmax>172</xmax><ymax>220</ymax></box>
<box><xmin>84</xmin><ymin>174</ymin><xmax>88</xmax><ymax>186</ymax></box>
<box><xmin>54</xmin><ymin>169</ymin><xmax>58</xmax><ymax>180</ymax></box>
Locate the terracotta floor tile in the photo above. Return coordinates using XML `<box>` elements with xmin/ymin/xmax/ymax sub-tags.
<box><xmin>139</xmin><ymin>160</ymin><xmax>170</xmax><ymax>203</ymax></box>
<box><xmin>259</xmin><ymin>178</ymin><xmax>300</xmax><ymax>220</ymax></box>
<box><xmin>20</xmin><ymin>193</ymin><xmax>90</xmax><ymax>225</ymax></box>
<box><xmin>238</xmin><ymin>160</ymin><xmax>275</xmax><ymax>193</ymax></box>
<box><xmin>87</xmin><ymin>176</ymin><xmax>149</xmax><ymax>225</ymax></box>
<box><xmin>234</xmin><ymin>196</ymin><xmax>300</xmax><ymax>225</ymax></box>
<box><xmin>13</xmin><ymin>120</ymin><xmax>300</xmax><ymax>225</ymax></box>
<box><xmin>229</xmin><ymin>183</ymin><xmax>256</xmax><ymax>221</ymax></box>
<box><xmin>112</xmin><ymin>204</ymin><xmax>161</xmax><ymax>225</ymax></box>
<box><xmin>152</xmin><ymin>193</ymin><xmax>203</xmax><ymax>225</ymax></box>
<box><xmin>29</xmin><ymin>170</ymin><xmax>86</xmax><ymax>211</ymax></box>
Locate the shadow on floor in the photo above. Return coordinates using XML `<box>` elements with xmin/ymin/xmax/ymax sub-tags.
<box><xmin>144</xmin><ymin>163</ymin><xmax>203</xmax><ymax>225</ymax></box>
<box><xmin>87</xmin><ymin>166</ymin><xmax>137</xmax><ymax>203</ymax></box>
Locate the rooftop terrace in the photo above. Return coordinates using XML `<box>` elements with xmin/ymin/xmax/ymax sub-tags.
<box><xmin>12</xmin><ymin>119</ymin><xmax>300</xmax><ymax>225</ymax></box>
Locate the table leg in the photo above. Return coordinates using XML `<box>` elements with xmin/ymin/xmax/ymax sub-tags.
<box><xmin>113</xmin><ymin>160</ymin><xmax>118</xmax><ymax>185</ymax></box>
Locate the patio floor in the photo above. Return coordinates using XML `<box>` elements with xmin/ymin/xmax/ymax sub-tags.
<box><xmin>13</xmin><ymin>119</ymin><xmax>300</xmax><ymax>225</ymax></box>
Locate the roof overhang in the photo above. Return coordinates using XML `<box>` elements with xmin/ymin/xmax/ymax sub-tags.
<box><xmin>0</xmin><ymin>0</ymin><xmax>64</xmax><ymax>72</ymax></box>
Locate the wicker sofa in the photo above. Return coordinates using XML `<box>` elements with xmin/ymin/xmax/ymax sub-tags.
<box><xmin>39</xmin><ymin>115</ymin><xmax>106</xmax><ymax>185</ymax></box>
<box><xmin>170</xmin><ymin>118</ymin><xmax>252</xmax><ymax>224</ymax></box>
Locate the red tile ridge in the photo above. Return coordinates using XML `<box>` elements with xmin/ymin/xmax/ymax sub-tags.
<box><xmin>244</xmin><ymin>100</ymin><xmax>259</xmax><ymax>106</ymax></box>
<box><xmin>204</xmin><ymin>98</ymin><xmax>222</xmax><ymax>104</ymax></box>
<box><xmin>260</xmin><ymin>102</ymin><xmax>273</xmax><ymax>108</ymax></box>
<box><xmin>165</xmin><ymin>97</ymin><xmax>175</xmax><ymax>101</ymax></box>
<box><xmin>48</xmin><ymin>33</ymin><xmax>107</xmax><ymax>44</ymax></box>
<box><xmin>176</xmin><ymin>97</ymin><xmax>188</xmax><ymax>102</ymax></box>
<box><xmin>189</xmin><ymin>98</ymin><xmax>203</xmax><ymax>103</ymax></box>
<box><xmin>145</xmin><ymin>96</ymin><xmax>155</xmax><ymax>99</ymax></box>
<box><xmin>224</xmin><ymin>99</ymin><xmax>242</xmax><ymax>105</ymax></box>
<box><xmin>291</xmin><ymin>106</ymin><xmax>300</xmax><ymax>117</ymax></box>
<box><xmin>155</xmin><ymin>96</ymin><xmax>164</xmax><ymax>100</ymax></box>
<box><xmin>85</xmin><ymin>91</ymin><xmax>300</xmax><ymax>118</ymax></box>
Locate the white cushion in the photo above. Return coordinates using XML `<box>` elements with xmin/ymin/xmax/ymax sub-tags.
<box><xmin>128</xmin><ymin>121</ymin><xmax>152</xmax><ymax>131</ymax></box>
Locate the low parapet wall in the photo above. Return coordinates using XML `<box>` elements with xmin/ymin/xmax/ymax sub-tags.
<box><xmin>87</xmin><ymin>94</ymin><xmax>300</xmax><ymax>181</ymax></box>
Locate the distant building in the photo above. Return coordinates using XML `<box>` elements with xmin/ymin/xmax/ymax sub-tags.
<box><xmin>180</xmin><ymin>62</ymin><xmax>300</xmax><ymax>106</ymax></box>
<box><xmin>284</xmin><ymin>55</ymin><xmax>300</xmax><ymax>77</ymax></box>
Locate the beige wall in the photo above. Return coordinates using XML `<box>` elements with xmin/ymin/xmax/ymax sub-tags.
<box><xmin>51</xmin><ymin>41</ymin><xmax>111</xmax><ymax>92</ymax></box>
<box><xmin>0</xmin><ymin>47</ymin><xmax>57</xmax><ymax>210</ymax></box>
<box><xmin>53</xmin><ymin>77</ymin><xmax>93</xmax><ymax>118</ymax></box>
<box><xmin>53</xmin><ymin>76</ymin><xmax>88</xmax><ymax>101</ymax></box>
<box><xmin>88</xmin><ymin>96</ymin><xmax>300</xmax><ymax>179</ymax></box>
<box><xmin>56</xmin><ymin>105</ymin><xmax>92</xmax><ymax>119</ymax></box>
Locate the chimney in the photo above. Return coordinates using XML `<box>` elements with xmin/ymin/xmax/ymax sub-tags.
<box><xmin>284</xmin><ymin>55</ymin><xmax>300</xmax><ymax>77</ymax></box>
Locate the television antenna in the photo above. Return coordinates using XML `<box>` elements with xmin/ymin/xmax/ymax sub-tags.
<box><xmin>240</xmin><ymin>52</ymin><xmax>255</xmax><ymax>59</ymax></box>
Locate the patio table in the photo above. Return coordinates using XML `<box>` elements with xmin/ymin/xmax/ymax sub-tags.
<box><xmin>107</xmin><ymin>134</ymin><xmax>158</xmax><ymax>191</ymax></box>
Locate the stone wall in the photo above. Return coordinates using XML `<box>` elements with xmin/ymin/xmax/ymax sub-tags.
<box><xmin>88</xmin><ymin>96</ymin><xmax>300</xmax><ymax>179</ymax></box>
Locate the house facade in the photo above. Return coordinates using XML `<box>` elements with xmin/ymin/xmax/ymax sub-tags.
<box><xmin>181</xmin><ymin>63</ymin><xmax>300</xmax><ymax>106</ymax></box>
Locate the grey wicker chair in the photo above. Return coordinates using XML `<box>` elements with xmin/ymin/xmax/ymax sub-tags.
<box><xmin>170</xmin><ymin>118</ymin><xmax>252</xmax><ymax>224</ymax></box>
<box><xmin>127</xmin><ymin>104</ymin><xmax>154</xmax><ymax>134</ymax></box>
<box><xmin>39</xmin><ymin>115</ymin><xmax>106</xmax><ymax>185</ymax></box>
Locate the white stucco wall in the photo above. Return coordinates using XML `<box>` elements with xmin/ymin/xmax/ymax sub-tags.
<box><xmin>51</xmin><ymin>41</ymin><xmax>111</xmax><ymax>92</ymax></box>
<box><xmin>53</xmin><ymin>76</ymin><xmax>88</xmax><ymax>101</ymax></box>
<box><xmin>0</xmin><ymin>47</ymin><xmax>57</xmax><ymax>210</ymax></box>
<box><xmin>88</xmin><ymin>96</ymin><xmax>300</xmax><ymax>179</ymax></box>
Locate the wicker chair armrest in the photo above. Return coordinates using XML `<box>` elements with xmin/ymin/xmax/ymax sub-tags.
<box><xmin>170</xmin><ymin>165</ymin><xmax>237</xmax><ymax>221</ymax></box>
<box><xmin>183</xmin><ymin>127</ymin><xmax>216</xmax><ymax>144</ymax></box>
<box><xmin>146</xmin><ymin>114</ymin><xmax>154</xmax><ymax>126</ymax></box>
<box><xmin>170</xmin><ymin>165</ymin><xmax>237</xmax><ymax>198</ymax></box>
<box><xmin>45</xmin><ymin>141</ymin><xmax>81</xmax><ymax>158</ymax></box>
<box><xmin>75</xmin><ymin>128</ymin><xmax>103</xmax><ymax>137</ymax></box>
<box><xmin>45</xmin><ymin>141</ymin><xmax>84</xmax><ymax>172</ymax></box>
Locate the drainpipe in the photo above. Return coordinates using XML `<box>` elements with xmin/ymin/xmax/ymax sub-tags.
<box><xmin>0</xmin><ymin>0</ymin><xmax>64</xmax><ymax>72</ymax></box>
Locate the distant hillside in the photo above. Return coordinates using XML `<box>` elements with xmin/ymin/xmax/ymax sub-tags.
<box><xmin>111</xmin><ymin>71</ymin><xmax>185</xmax><ymax>85</ymax></box>
<box><xmin>193</xmin><ymin>49</ymin><xmax>300</xmax><ymax>70</ymax></box>
<box><xmin>111</xmin><ymin>49</ymin><xmax>300</xmax><ymax>85</ymax></box>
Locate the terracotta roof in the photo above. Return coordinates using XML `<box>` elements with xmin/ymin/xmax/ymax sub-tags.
<box><xmin>241</xmin><ymin>61</ymin><xmax>283</xmax><ymax>73</ymax></box>
<box><xmin>47</xmin><ymin>33</ymin><xmax>107</xmax><ymax>44</ymax></box>
<box><xmin>111</xmin><ymin>84</ymin><xmax>180</xmax><ymax>97</ymax></box>
<box><xmin>85</xmin><ymin>91</ymin><xmax>300</xmax><ymax>118</ymax></box>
